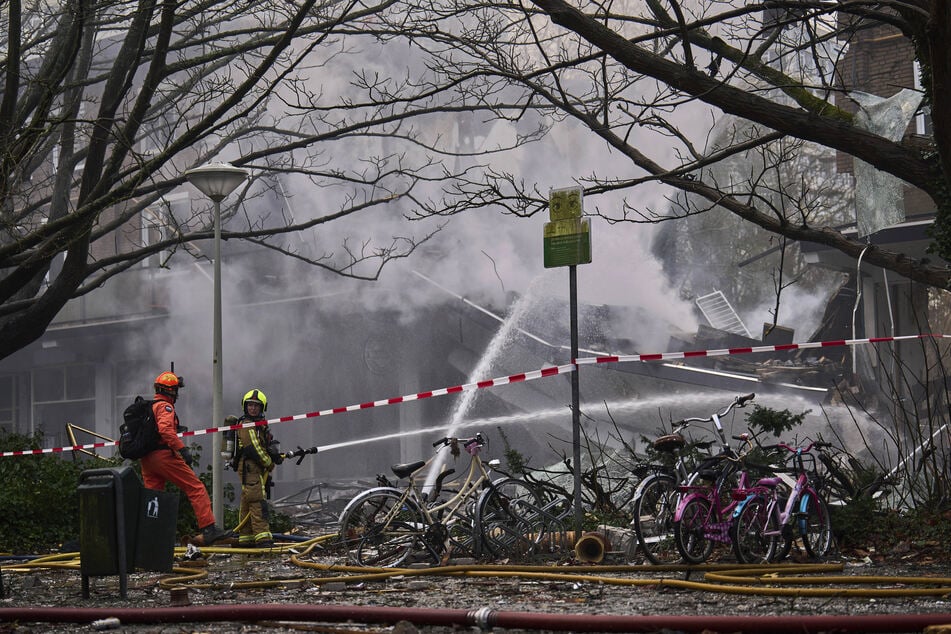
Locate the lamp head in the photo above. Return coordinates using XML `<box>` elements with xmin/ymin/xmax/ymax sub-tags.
<box><xmin>184</xmin><ymin>162</ymin><xmax>249</xmax><ymax>201</ymax></box>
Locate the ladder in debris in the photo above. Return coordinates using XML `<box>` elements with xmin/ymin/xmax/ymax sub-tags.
<box><xmin>695</xmin><ymin>290</ymin><xmax>753</xmax><ymax>339</ymax></box>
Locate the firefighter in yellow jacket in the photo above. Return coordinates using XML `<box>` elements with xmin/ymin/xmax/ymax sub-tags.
<box><xmin>235</xmin><ymin>389</ymin><xmax>281</xmax><ymax>547</ymax></box>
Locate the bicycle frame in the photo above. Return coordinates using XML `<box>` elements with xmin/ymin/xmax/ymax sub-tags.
<box><xmin>673</xmin><ymin>458</ymin><xmax>752</xmax><ymax>542</ymax></box>
<box><xmin>388</xmin><ymin>437</ymin><xmax>494</xmax><ymax>515</ymax></box>
<box><xmin>732</xmin><ymin>470</ymin><xmax>810</xmax><ymax>534</ymax></box>
<box><xmin>733</xmin><ymin>442</ymin><xmax>817</xmax><ymax>522</ymax></box>
<box><xmin>338</xmin><ymin>434</ymin><xmax>500</xmax><ymax>565</ymax></box>
<box><xmin>415</xmin><ymin>442</ymin><xmax>497</xmax><ymax>519</ymax></box>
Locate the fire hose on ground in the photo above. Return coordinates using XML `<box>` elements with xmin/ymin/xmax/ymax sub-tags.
<box><xmin>3</xmin><ymin>534</ymin><xmax>951</xmax><ymax>632</ymax></box>
<box><xmin>1</xmin><ymin>603</ymin><xmax>950</xmax><ymax>633</ymax></box>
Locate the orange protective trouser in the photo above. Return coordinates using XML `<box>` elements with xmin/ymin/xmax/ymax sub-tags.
<box><xmin>141</xmin><ymin>447</ymin><xmax>215</xmax><ymax>529</ymax></box>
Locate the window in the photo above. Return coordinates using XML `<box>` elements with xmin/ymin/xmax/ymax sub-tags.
<box><xmin>31</xmin><ymin>218</ymin><xmax>65</xmax><ymax>289</ymax></box>
<box><xmin>0</xmin><ymin>375</ymin><xmax>17</xmax><ymax>435</ymax></box>
<box><xmin>32</xmin><ymin>364</ymin><xmax>96</xmax><ymax>448</ymax></box>
<box><xmin>33</xmin><ymin>366</ymin><xmax>66</xmax><ymax>401</ymax></box>
<box><xmin>34</xmin><ymin>401</ymin><xmax>96</xmax><ymax>449</ymax></box>
<box><xmin>137</xmin><ymin>129</ymin><xmax>163</xmax><ymax>157</ymax></box>
<box><xmin>66</xmin><ymin>364</ymin><xmax>95</xmax><ymax>400</ymax></box>
<box><xmin>142</xmin><ymin>193</ymin><xmax>189</xmax><ymax>268</ymax></box>
<box><xmin>50</xmin><ymin>103</ymin><xmax>88</xmax><ymax>175</ymax></box>
<box><xmin>913</xmin><ymin>61</ymin><xmax>933</xmax><ymax>136</ymax></box>
<box><xmin>114</xmin><ymin>360</ymin><xmax>150</xmax><ymax>419</ymax></box>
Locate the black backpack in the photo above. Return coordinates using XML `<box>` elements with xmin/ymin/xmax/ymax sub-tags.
<box><xmin>118</xmin><ymin>396</ymin><xmax>162</xmax><ymax>460</ymax></box>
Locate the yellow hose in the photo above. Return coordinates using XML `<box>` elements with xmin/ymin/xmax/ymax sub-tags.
<box><xmin>5</xmin><ymin>537</ymin><xmax>949</xmax><ymax>599</ymax></box>
<box><xmin>276</xmin><ymin>553</ymin><xmax>951</xmax><ymax>598</ymax></box>
<box><xmin>283</xmin><ymin>558</ymin><xmax>951</xmax><ymax>598</ymax></box>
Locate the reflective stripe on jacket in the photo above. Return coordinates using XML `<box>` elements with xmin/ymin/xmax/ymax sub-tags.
<box><xmin>237</xmin><ymin>418</ymin><xmax>272</xmax><ymax>469</ymax></box>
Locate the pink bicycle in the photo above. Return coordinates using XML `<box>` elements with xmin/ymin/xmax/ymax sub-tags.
<box><xmin>729</xmin><ymin>440</ymin><xmax>834</xmax><ymax>564</ymax></box>
<box><xmin>670</xmin><ymin>395</ymin><xmax>762</xmax><ymax>564</ymax></box>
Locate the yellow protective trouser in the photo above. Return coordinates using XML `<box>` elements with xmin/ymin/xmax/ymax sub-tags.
<box><xmin>238</xmin><ymin>459</ymin><xmax>273</xmax><ymax>545</ymax></box>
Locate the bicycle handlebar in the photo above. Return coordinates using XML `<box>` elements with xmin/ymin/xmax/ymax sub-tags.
<box><xmin>675</xmin><ymin>393</ymin><xmax>756</xmax><ymax>427</ymax></box>
<box><xmin>765</xmin><ymin>440</ymin><xmax>833</xmax><ymax>454</ymax></box>
<box><xmin>433</xmin><ymin>432</ymin><xmax>485</xmax><ymax>449</ymax></box>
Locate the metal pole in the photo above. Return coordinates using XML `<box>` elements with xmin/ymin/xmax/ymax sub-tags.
<box><xmin>569</xmin><ymin>265</ymin><xmax>582</xmax><ymax>536</ymax></box>
<box><xmin>184</xmin><ymin>163</ymin><xmax>247</xmax><ymax>529</ymax></box>
<box><xmin>211</xmin><ymin>199</ymin><xmax>223</xmax><ymax>526</ymax></box>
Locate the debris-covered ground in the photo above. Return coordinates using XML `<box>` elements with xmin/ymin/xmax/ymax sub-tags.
<box><xmin>2</xmin><ymin>535</ymin><xmax>950</xmax><ymax>634</ymax></box>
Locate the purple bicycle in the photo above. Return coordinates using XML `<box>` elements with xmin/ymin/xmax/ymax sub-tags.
<box><xmin>729</xmin><ymin>440</ymin><xmax>834</xmax><ymax>564</ymax></box>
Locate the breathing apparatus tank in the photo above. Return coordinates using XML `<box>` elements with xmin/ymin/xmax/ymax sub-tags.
<box><xmin>221</xmin><ymin>415</ymin><xmax>238</xmax><ymax>469</ymax></box>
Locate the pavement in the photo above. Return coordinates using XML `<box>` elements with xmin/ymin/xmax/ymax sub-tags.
<box><xmin>1</xmin><ymin>538</ymin><xmax>950</xmax><ymax>633</ymax></box>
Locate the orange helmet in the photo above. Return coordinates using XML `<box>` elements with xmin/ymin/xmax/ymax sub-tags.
<box><xmin>154</xmin><ymin>371</ymin><xmax>184</xmax><ymax>398</ymax></box>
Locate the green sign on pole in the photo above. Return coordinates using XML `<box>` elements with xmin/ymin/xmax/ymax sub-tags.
<box><xmin>544</xmin><ymin>219</ymin><xmax>591</xmax><ymax>268</ymax></box>
<box><xmin>544</xmin><ymin>186</ymin><xmax>591</xmax><ymax>268</ymax></box>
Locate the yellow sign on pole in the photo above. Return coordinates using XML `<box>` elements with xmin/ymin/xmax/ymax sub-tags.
<box><xmin>544</xmin><ymin>187</ymin><xmax>591</xmax><ymax>268</ymax></box>
<box><xmin>549</xmin><ymin>186</ymin><xmax>583</xmax><ymax>221</ymax></box>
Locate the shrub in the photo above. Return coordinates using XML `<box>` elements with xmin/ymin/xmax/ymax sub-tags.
<box><xmin>832</xmin><ymin>505</ymin><xmax>951</xmax><ymax>560</ymax></box>
<box><xmin>0</xmin><ymin>431</ymin><xmax>87</xmax><ymax>554</ymax></box>
<box><xmin>0</xmin><ymin>435</ymin><xmax>294</xmax><ymax>553</ymax></box>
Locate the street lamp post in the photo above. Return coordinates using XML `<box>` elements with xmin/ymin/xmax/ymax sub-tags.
<box><xmin>184</xmin><ymin>162</ymin><xmax>249</xmax><ymax>528</ymax></box>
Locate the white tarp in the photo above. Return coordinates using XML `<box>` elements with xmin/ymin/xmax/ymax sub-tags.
<box><xmin>850</xmin><ymin>89</ymin><xmax>924</xmax><ymax>237</ymax></box>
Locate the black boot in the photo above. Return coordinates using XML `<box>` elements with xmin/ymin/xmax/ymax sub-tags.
<box><xmin>200</xmin><ymin>524</ymin><xmax>232</xmax><ymax>545</ymax></box>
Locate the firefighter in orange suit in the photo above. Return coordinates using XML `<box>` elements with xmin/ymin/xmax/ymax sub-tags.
<box><xmin>139</xmin><ymin>371</ymin><xmax>231</xmax><ymax>546</ymax></box>
<box><xmin>235</xmin><ymin>389</ymin><xmax>279</xmax><ymax>547</ymax></box>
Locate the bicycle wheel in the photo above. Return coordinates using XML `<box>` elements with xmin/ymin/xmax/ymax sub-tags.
<box><xmin>338</xmin><ymin>489</ymin><xmax>431</xmax><ymax>567</ymax></box>
<box><xmin>443</xmin><ymin>497</ymin><xmax>480</xmax><ymax>558</ymax></box>
<box><xmin>630</xmin><ymin>474</ymin><xmax>682</xmax><ymax>564</ymax></box>
<box><xmin>673</xmin><ymin>496</ymin><xmax>716</xmax><ymax>564</ymax></box>
<box><xmin>799</xmin><ymin>489</ymin><xmax>833</xmax><ymax>560</ymax></box>
<box><xmin>730</xmin><ymin>494</ymin><xmax>779</xmax><ymax>564</ymax></box>
<box><xmin>475</xmin><ymin>478</ymin><xmax>544</xmax><ymax>559</ymax></box>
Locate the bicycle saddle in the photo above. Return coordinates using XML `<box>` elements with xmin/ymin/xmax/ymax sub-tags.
<box><xmin>391</xmin><ymin>460</ymin><xmax>426</xmax><ymax>478</ymax></box>
<box><xmin>755</xmin><ymin>476</ymin><xmax>783</xmax><ymax>488</ymax></box>
<box><xmin>652</xmin><ymin>433</ymin><xmax>686</xmax><ymax>453</ymax></box>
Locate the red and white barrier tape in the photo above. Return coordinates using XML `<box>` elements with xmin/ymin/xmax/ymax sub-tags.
<box><xmin>3</xmin><ymin>333</ymin><xmax>947</xmax><ymax>458</ymax></box>
<box><xmin>0</xmin><ymin>364</ymin><xmax>575</xmax><ymax>457</ymax></box>
<box><xmin>574</xmin><ymin>333</ymin><xmax>949</xmax><ymax>365</ymax></box>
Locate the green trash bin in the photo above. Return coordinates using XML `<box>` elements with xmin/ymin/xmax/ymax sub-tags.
<box><xmin>78</xmin><ymin>466</ymin><xmax>179</xmax><ymax>599</ymax></box>
<box><xmin>135</xmin><ymin>487</ymin><xmax>179</xmax><ymax>572</ymax></box>
<box><xmin>78</xmin><ymin>466</ymin><xmax>141</xmax><ymax>597</ymax></box>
